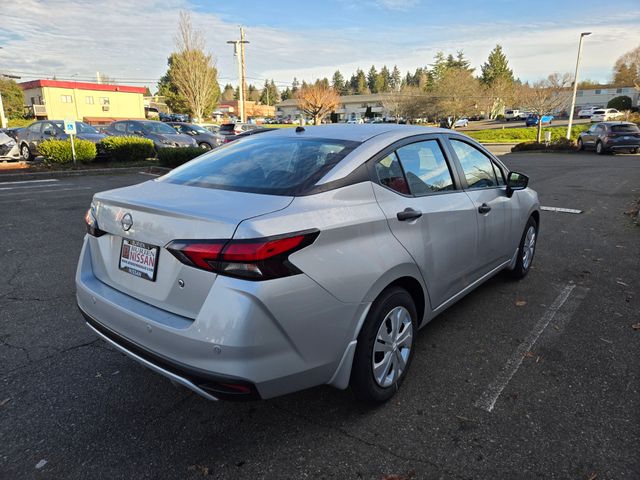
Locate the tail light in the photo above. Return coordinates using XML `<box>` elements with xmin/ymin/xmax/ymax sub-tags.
<box><xmin>84</xmin><ymin>205</ymin><xmax>106</xmax><ymax>237</ymax></box>
<box><xmin>165</xmin><ymin>230</ymin><xmax>319</xmax><ymax>281</ymax></box>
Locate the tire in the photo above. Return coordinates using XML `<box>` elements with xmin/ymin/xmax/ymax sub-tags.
<box><xmin>350</xmin><ymin>287</ymin><xmax>417</xmax><ymax>404</ymax></box>
<box><xmin>20</xmin><ymin>144</ymin><xmax>33</xmax><ymax>161</ymax></box>
<box><xmin>510</xmin><ymin>216</ymin><xmax>538</xmax><ymax>279</ymax></box>
<box><xmin>630</xmin><ymin>148</ymin><xmax>638</xmax><ymax>154</ymax></box>
<box><xmin>596</xmin><ymin>141</ymin><xmax>606</xmax><ymax>155</ymax></box>
<box><xmin>577</xmin><ymin>138</ymin><xmax>584</xmax><ymax>151</ymax></box>
<box><xmin>199</xmin><ymin>142</ymin><xmax>212</xmax><ymax>150</ymax></box>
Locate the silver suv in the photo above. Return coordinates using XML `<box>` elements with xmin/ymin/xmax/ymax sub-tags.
<box><xmin>77</xmin><ymin>125</ymin><xmax>540</xmax><ymax>403</ymax></box>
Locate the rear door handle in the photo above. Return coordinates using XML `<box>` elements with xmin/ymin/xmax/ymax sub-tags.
<box><xmin>397</xmin><ymin>208</ymin><xmax>422</xmax><ymax>221</ymax></box>
<box><xmin>478</xmin><ymin>203</ymin><xmax>491</xmax><ymax>214</ymax></box>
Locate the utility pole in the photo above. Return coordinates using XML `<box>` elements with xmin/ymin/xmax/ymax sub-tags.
<box><xmin>227</xmin><ymin>28</ymin><xmax>249</xmax><ymax>123</ymax></box>
<box><xmin>566</xmin><ymin>32</ymin><xmax>591</xmax><ymax>140</ymax></box>
<box><xmin>0</xmin><ymin>93</ymin><xmax>6</xmax><ymax>129</ymax></box>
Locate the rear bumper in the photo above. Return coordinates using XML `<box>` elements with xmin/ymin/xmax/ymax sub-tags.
<box><xmin>76</xmin><ymin>236</ymin><xmax>363</xmax><ymax>400</ymax></box>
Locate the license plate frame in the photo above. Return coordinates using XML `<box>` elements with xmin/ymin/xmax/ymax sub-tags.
<box><xmin>119</xmin><ymin>238</ymin><xmax>159</xmax><ymax>282</ymax></box>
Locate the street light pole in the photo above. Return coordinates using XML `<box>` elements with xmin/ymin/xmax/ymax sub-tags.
<box><xmin>566</xmin><ymin>32</ymin><xmax>591</xmax><ymax>140</ymax></box>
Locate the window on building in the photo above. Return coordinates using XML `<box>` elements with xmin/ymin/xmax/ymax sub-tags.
<box><xmin>99</xmin><ymin>97</ymin><xmax>110</xmax><ymax>105</ymax></box>
<box><xmin>60</xmin><ymin>95</ymin><xmax>73</xmax><ymax>103</ymax></box>
<box><xmin>30</xmin><ymin>97</ymin><xmax>36</xmax><ymax>105</ymax></box>
<box><xmin>576</xmin><ymin>91</ymin><xmax>583</xmax><ymax>97</ymax></box>
<box><xmin>595</xmin><ymin>90</ymin><xmax>602</xmax><ymax>94</ymax></box>
<box><xmin>85</xmin><ymin>96</ymin><xmax>94</xmax><ymax>104</ymax></box>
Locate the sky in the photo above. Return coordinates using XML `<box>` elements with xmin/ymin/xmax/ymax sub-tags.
<box><xmin>1</xmin><ymin>0</ymin><xmax>639</xmax><ymax>91</ymax></box>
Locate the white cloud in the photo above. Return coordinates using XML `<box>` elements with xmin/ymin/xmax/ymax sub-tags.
<box><xmin>375</xmin><ymin>0</ymin><xmax>421</xmax><ymax>10</ymax></box>
<box><xmin>1</xmin><ymin>1</ymin><xmax>639</xmax><ymax>91</ymax></box>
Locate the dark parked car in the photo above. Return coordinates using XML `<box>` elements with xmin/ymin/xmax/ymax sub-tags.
<box><xmin>17</xmin><ymin>120</ymin><xmax>106</xmax><ymax>160</ymax></box>
<box><xmin>102</xmin><ymin>120</ymin><xmax>197</xmax><ymax>150</ymax></box>
<box><xmin>159</xmin><ymin>112</ymin><xmax>190</xmax><ymax>122</ymax></box>
<box><xmin>577</xmin><ymin>122</ymin><xmax>640</xmax><ymax>154</ymax></box>
<box><xmin>167</xmin><ymin>122</ymin><xmax>220</xmax><ymax>150</ymax></box>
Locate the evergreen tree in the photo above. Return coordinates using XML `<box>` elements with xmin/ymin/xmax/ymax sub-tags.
<box><xmin>280</xmin><ymin>87</ymin><xmax>292</xmax><ymax>100</ymax></box>
<box><xmin>351</xmin><ymin>69</ymin><xmax>368</xmax><ymax>94</ymax></box>
<box><xmin>221</xmin><ymin>83</ymin><xmax>235</xmax><ymax>101</ymax></box>
<box><xmin>480</xmin><ymin>44</ymin><xmax>514</xmax><ymax>85</ymax></box>
<box><xmin>429</xmin><ymin>52</ymin><xmax>449</xmax><ymax>86</ymax></box>
<box><xmin>259</xmin><ymin>79</ymin><xmax>280</xmax><ymax>105</ymax></box>
<box><xmin>291</xmin><ymin>77</ymin><xmax>300</xmax><ymax>95</ymax></box>
<box><xmin>379</xmin><ymin>66</ymin><xmax>392</xmax><ymax>93</ymax></box>
<box><xmin>332</xmin><ymin>70</ymin><xmax>346</xmax><ymax>94</ymax></box>
<box><xmin>391</xmin><ymin>65</ymin><xmax>402</xmax><ymax>91</ymax></box>
<box><xmin>367</xmin><ymin>65</ymin><xmax>379</xmax><ymax>93</ymax></box>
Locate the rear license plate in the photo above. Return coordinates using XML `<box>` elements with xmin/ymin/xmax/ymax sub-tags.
<box><xmin>119</xmin><ymin>238</ymin><xmax>159</xmax><ymax>281</ymax></box>
<box><xmin>623</xmin><ymin>136</ymin><xmax>630</xmax><ymax>140</ymax></box>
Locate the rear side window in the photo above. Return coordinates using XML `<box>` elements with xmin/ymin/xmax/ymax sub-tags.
<box><xmin>376</xmin><ymin>153</ymin><xmax>409</xmax><ymax>195</ymax></box>
<box><xmin>611</xmin><ymin>124</ymin><xmax>639</xmax><ymax>133</ymax></box>
<box><xmin>114</xmin><ymin>123</ymin><xmax>127</xmax><ymax>133</ymax></box>
<box><xmin>160</xmin><ymin>136</ymin><xmax>360</xmax><ymax>195</ymax></box>
<box><xmin>450</xmin><ymin>139</ymin><xmax>498</xmax><ymax>189</ymax></box>
<box><xmin>395</xmin><ymin>140</ymin><xmax>454</xmax><ymax>194</ymax></box>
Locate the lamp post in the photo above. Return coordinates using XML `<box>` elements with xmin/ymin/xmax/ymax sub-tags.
<box><xmin>566</xmin><ymin>32</ymin><xmax>591</xmax><ymax>140</ymax></box>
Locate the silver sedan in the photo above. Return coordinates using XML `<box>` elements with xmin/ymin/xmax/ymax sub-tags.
<box><xmin>77</xmin><ymin>124</ymin><xmax>540</xmax><ymax>403</ymax></box>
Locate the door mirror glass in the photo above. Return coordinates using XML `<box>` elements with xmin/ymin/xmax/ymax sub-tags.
<box><xmin>44</xmin><ymin>129</ymin><xmax>55</xmax><ymax>136</ymax></box>
<box><xmin>506</xmin><ymin>171</ymin><xmax>528</xmax><ymax>196</ymax></box>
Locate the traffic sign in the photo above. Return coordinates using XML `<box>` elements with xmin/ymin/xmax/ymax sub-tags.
<box><xmin>63</xmin><ymin>119</ymin><xmax>77</xmax><ymax>135</ymax></box>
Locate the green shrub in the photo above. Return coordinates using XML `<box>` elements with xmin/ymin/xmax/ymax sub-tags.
<box><xmin>38</xmin><ymin>138</ymin><xmax>97</xmax><ymax>164</ymax></box>
<box><xmin>100</xmin><ymin>136</ymin><xmax>155</xmax><ymax>162</ymax></box>
<box><xmin>157</xmin><ymin>147</ymin><xmax>206</xmax><ymax>168</ymax></box>
<box><xmin>495</xmin><ymin>114</ymin><xmax>505</xmax><ymax>121</ymax></box>
<box><xmin>469</xmin><ymin>125</ymin><xmax>588</xmax><ymax>144</ymax></box>
<box><xmin>7</xmin><ymin>118</ymin><xmax>34</xmax><ymax>128</ymax></box>
<box><xmin>607</xmin><ymin>95</ymin><xmax>632</xmax><ymax>111</ymax></box>
<box><xmin>511</xmin><ymin>138</ymin><xmax>577</xmax><ymax>152</ymax></box>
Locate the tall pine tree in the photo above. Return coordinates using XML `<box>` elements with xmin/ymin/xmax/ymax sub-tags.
<box><xmin>480</xmin><ymin>44</ymin><xmax>514</xmax><ymax>85</ymax></box>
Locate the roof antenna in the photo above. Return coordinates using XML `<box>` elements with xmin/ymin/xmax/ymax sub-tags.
<box><xmin>295</xmin><ymin>126</ymin><xmax>305</xmax><ymax>133</ymax></box>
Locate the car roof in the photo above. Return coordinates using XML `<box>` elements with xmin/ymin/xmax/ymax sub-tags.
<box><xmin>261</xmin><ymin>124</ymin><xmax>452</xmax><ymax>142</ymax></box>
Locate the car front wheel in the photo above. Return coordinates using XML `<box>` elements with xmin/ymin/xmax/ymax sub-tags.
<box><xmin>20</xmin><ymin>144</ymin><xmax>33</xmax><ymax>161</ymax></box>
<box><xmin>577</xmin><ymin>138</ymin><xmax>584</xmax><ymax>151</ymax></box>
<box><xmin>510</xmin><ymin>216</ymin><xmax>538</xmax><ymax>279</ymax></box>
<box><xmin>596</xmin><ymin>141</ymin><xmax>605</xmax><ymax>155</ymax></box>
<box><xmin>199</xmin><ymin>142</ymin><xmax>212</xmax><ymax>150</ymax></box>
<box><xmin>350</xmin><ymin>287</ymin><xmax>417</xmax><ymax>403</ymax></box>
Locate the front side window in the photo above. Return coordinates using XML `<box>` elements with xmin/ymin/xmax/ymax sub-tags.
<box><xmin>161</xmin><ymin>136</ymin><xmax>360</xmax><ymax>195</ymax></box>
<box><xmin>28</xmin><ymin>123</ymin><xmax>41</xmax><ymax>133</ymax></box>
<box><xmin>375</xmin><ymin>153</ymin><xmax>409</xmax><ymax>195</ymax></box>
<box><xmin>450</xmin><ymin>139</ymin><xmax>497</xmax><ymax>189</ymax></box>
<box><xmin>142</xmin><ymin>122</ymin><xmax>179</xmax><ymax>134</ymax></box>
<box><xmin>395</xmin><ymin>140</ymin><xmax>454</xmax><ymax>195</ymax></box>
<box><xmin>113</xmin><ymin>122</ymin><xmax>127</xmax><ymax>133</ymax></box>
<box><xmin>41</xmin><ymin>122</ymin><xmax>57</xmax><ymax>135</ymax></box>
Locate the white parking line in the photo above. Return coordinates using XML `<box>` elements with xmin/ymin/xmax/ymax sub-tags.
<box><xmin>540</xmin><ymin>206</ymin><xmax>582</xmax><ymax>214</ymax></box>
<box><xmin>0</xmin><ymin>179</ymin><xmax>59</xmax><ymax>185</ymax></box>
<box><xmin>474</xmin><ymin>283</ymin><xmax>579</xmax><ymax>412</ymax></box>
<box><xmin>138</xmin><ymin>171</ymin><xmax>161</xmax><ymax>177</ymax></box>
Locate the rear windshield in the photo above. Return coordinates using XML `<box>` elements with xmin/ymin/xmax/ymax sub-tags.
<box><xmin>593</xmin><ymin>110</ymin><xmax>605</xmax><ymax>114</ymax></box>
<box><xmin>159</xmin><ymin>136</ymin><xmax>360</xmax><ymax>195</ymax></box>
<box><xmin>219</xmin><ymin>124</ymin><xmax>235</xmax><ymax>132</ymax></box>
<box><xmin>611</xmin><ymin>124</ymin><xmax>640</xmax><ymax>133</ymax></box>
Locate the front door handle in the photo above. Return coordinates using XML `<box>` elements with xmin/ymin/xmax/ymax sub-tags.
<box><xmin>478</xmin><ymin>203</ymin><xmax>492</xmax><ymax>214</ymax></box>
<box><xmin>397</xmin><ymin>208</ymin><xmax>422</xmax><ymax>221</ymax></box>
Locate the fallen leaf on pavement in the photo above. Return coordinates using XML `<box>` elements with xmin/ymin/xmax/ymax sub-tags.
<box><xmin>515</xmin><ymin>300</ymin><xmax>527</xmax><ymax>307</ymax></box>
<box><xmin>586</xmin><ymin>473</ymin><xmax>597</xmax><ymax>480</ymax></box>
<box><xmin>616</xmin><ymin>280</ymin><xmax>629</xmax><ymax>287</ymax></box>
<box><xmin>632</xmin><ymin>323</ymin><xmax>640</xmax><ymax>331</ymax></box>
<box><xmin>0</xmin><ymin>398</ymin><xmax>10</xmax><ymax>407</ymax></box>
<box><xmin>524</xmin><ymin>351</ymin><xmax>535</xmax><ymax>358</ymax></box>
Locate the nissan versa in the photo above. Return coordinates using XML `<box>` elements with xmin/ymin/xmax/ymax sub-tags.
<box><xmin>76</xmin><ymin>124</ymin><xmax>540</xmax><ymax>403</ymax></box>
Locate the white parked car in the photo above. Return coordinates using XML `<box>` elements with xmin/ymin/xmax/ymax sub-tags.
<box><xmin>453</xmin><ymin>118</ymin><xmax>469</xmax><ymax>128</ymax></box>
<box><xmin>591</xmin><ymin>108</ymin><xmax>623</xmax><ymax>122</ymax></box>
<box><xmin>577</xmin><ymin>106</ymin><xmax>600</xmax><ymax>119</ymax></box>
<box><xmin>346</xmin><ymin>118</ymin><xmax>364</xmax><ymax>124</ymax></box>
<box><xmin>504</xmin><ymin>109</ymin><xmax>521</xmax><ymax>121</ymax></box>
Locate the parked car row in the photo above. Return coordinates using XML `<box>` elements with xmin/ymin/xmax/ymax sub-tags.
<box><xmin>17</xmin><ymin>120</ymin><xmax>107</xmax><ymax>160</ymax></box>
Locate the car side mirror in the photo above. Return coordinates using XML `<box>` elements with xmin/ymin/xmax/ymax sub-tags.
<box><xmin>506</xmin><ymin>171</ymin><xmax>529</xmax><ymax>197</ymax></box>
<box><xmin>133</xmin><ymin>130</ymin><xmax>144</xmax><ymax>135</ymax></box>
<box><xmin>44</xmin><ymin>130</ymin><xmax>55</xmax><ymax>136</ymax></box>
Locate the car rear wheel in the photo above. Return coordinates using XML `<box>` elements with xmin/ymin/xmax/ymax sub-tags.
<box><xmin>630</xmin><ymin>148</ymin><xmax>638</xmax><ymax>154</ymax></box>
<box><xmin>199</xmin><ymin>142</ymin><xmax>212</xmax><ymax>150</ymax></box>
<box><xmin>577</xmin><ymin>138</ymin><xmax>584</xmax><ymax>151</ymax></box>
<box><xmin>350</xmin><ymin>286</ymin><xmax>417</xmax><ymax>404</ymax></box>
<box><xmin>510</xmin><ymin>216</ymin><xmax>538</xmax><ymax>279</ymax></box>
<box><xmin>20</xmin><ymin>144</ymin><xmax>33</xmax><ymax>161</ymax></box>
<box><xmin>596</xmin><ymin>141</ymin><xmax>605</xmax><ymax>155</ymax></box>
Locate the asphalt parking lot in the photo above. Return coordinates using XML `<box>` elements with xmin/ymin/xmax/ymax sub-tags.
<box><xmin>1</xmin><ymin>152</ymin><xmax>639</xmax><ymax>480</ymax></box>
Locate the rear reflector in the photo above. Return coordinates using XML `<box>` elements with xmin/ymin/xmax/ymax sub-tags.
<box><xmin>165</xmin><ymin>230</ymin><xmax>319</xmax><ymax>281</ymax></box>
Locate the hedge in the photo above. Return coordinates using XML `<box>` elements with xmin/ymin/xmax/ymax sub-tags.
<box><xmin>511</xmin><ymin>138</ymin><xmax>577</xmax><ymax>152</ymax></box>
<box><xmin>607</xmin><ymin>95</ymin><xmax>632</xmax><ymax>111</ymax></box>
<box><xmin>100</xmin><ymin>136</ymin><xmax>155</xmax><ymax>162</ymax></box>
<box><xmin>468</xmin><ymin>125</ymin><xmax>589</xmax><ymax>144</ymax></box>
<box><xmin>38</xmin><ymin>138</ymin><xmax>97</xmax><ymax>164</ymax></box>
<box><xmin>157</xmin><ymin>147</ymin><xmax>206</xmax><ymax>168</ymax></box>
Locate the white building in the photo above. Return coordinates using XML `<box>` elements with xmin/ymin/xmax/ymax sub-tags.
<box><xmin>573</xmin><ymin>86</ymin><xmax>639</xmax><ymax>111</ymax></box>
<box><xmin>276</xmin><ymin>94</ymin><xmax>387</xmax><ymax>122</ymax></box>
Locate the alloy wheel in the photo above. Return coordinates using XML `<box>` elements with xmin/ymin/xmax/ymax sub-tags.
<box><xmin>522</xmin><ymin>225</ymin><xmax>536</xmax><ymax>270</ymax></box>
<box><xmin>372</xmin><ymin>306</ymin><xmax>413</xmax><ymax>388</ymax></box>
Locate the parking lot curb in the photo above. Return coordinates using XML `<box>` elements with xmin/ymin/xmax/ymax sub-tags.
<box><xmin>0</xmin><ymin>166</ymin><xmax>170</xmax><ymax>181</ymax></box>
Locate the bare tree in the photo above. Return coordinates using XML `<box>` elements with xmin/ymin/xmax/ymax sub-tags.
<box><xmin>171</xmin><ymin>11</ymin><xmax>220</xmax><ymax>121</ymax></box>
<box><xmin>431</xmin><ymin>68</ymin><xmax>480</xmax><ymax>124</ymax></box>
<box><xmin>381</xmin><ymin>86</ymin><xmax>429</xmax><ymax>122</ymax></box>
<box><xmin>519</xmin><ymin>74</ymin><xmax>571</xmax><ymax>142</ymax></box>
<box><xmin>296</xmin><ymin>82</ymin><xmax>340</xmax><ymax>125</ymax></box>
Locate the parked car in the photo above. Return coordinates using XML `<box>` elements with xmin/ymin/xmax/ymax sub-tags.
<box><xmin>453</xmin><ymin>118</ymin><xmax>469</xmax><ymax>128</ymax></box>
<box><xmin>517</xmin><ymin>111</ymin><xmax>531</xmax><ymax>120</ymax></box>
<box><xmin>504</xmin><ymin>109</ymin><xmax>521</xmax><ymax>121</ymax></box>
<box><xmin>577</xmin><ymin>122</ymin><xmax>640</xmax><ymax>154</ymax></box>
<box><xmin>223</xmin><ymin>127</ymin><xmax>274</xmax><ymax>143</ymax></box>
<box><xmin>167</xmin><ymin>122</ymin><xmax>221</xmax><ymax>150</ymax></box>
<box><xmin>346</xmin><ymin>118</ymin><xmax>364</xmax><ymax>124</ymax></box>
<box><xmin>525</xmin><ymin>115</ymin><xmax>553</xmax><ymax>127</ymax></box>
<box><xmin>102</xmin><ymin>120</ymin><xmax>197</xmax><ymax>150</ymax></box>
<box><xmin>17</xmin><ymin>120</ymin><xmax>106</xmax><ymax>160</ymax></box>
<box><xmin>0</xmin><ymin>130</ymin><xmax>20</xmax><ymax>160</ymax></box>
<box><xmin>159</xmin><ymin>112</ymin><xmax>190</xmax><ymax>123</ymax></box>
<box><xmin>590</xmin><ymin>108</ymin><xmax>623</xmax><ymax>122</ymax></box>
<box><xmin>77</xmin><ymin>124</ymin><xmax>540</xmax><ymax>403</ymax></box>
<box><xmin>577</xmin><ymin>106</ymin><xmax>601</xmax><ymax>119</ymax></box>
